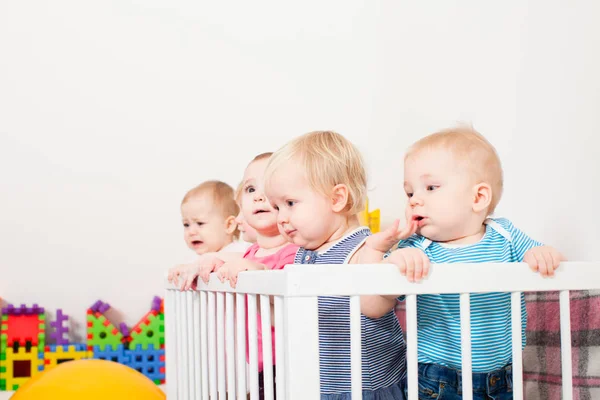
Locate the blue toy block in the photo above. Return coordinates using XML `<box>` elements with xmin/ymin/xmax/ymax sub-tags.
<box><xmin>125</xmin><ymin>344</ymin><xmax>165</xmax><ymax>383</ymax></box>
<box><xmin>92</xmin><ymin>344</ymin><xmax>130</xmax><ymax>364</ymax></box>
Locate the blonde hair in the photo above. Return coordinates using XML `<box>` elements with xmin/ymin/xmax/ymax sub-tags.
<box><xmin>265</xmin><ymin>131</ymin><xmax>367</xmax><ymax>215</ymax></box>
<box><xmin>406</xmin><ymin>125</ymin><xmax>503</xmax><ymax>214</ymax></box>
<box><xmin>182</xmin><ymin>180</ymin><xmax>240</xmax><ymax>238</ymax></box>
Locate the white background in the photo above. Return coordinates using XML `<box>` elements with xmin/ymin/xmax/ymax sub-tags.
<box><xmin>1</xmin><ymin>0</ymin><xmax>598</xmax><ymax>355</ymax></box>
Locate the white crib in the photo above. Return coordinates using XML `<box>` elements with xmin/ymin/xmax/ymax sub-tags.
<box><xmin>164</xmin><ymin>262</ymin><xmax>600</xmax><ymax>400</ymax></box>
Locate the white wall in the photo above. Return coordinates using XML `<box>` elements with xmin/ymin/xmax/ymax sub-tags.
<box><xmin>1</xmin><ymin>0</ymin><xmax>599</xmax><ymax>341</ymax></box>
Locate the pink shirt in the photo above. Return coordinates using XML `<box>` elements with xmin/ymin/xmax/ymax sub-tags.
<box><xmin>244</xmin><ymin>243</ymin><xmax>299</xmax><ymax>371</ymax></box>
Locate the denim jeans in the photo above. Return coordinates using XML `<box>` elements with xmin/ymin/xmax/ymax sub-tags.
<box><xmin>414</xmin><ymin>363</ymin><xmax>514</xmax><ymax>400</ymax></box>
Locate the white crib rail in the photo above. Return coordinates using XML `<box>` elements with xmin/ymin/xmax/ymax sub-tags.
<box><xmin>165</xmin><ymin>262</ymin><xmax>600</xmax><ymax>399</ymax></box>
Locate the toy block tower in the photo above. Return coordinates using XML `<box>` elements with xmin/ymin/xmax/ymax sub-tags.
<box><xmin>0</xmin><ymin>304</ymin><xmax>45</xmax><ymax>391</ymax></box>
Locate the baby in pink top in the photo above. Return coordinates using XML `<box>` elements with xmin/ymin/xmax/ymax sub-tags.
<box><xmin>240</xmin><ymin>242</ymin><xmax>297</xmax><ymax>371</ymax></box>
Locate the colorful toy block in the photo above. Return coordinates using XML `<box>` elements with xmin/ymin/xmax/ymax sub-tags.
<box><xmin>49</xmin><ymin>309</ymin><xmax>69</xmax><ymax>345</ymax></box>
<box><xmin>1</xmin><ymin>304</ymin><xmax>45</xmax><ymax>351</ymax></box>
<box><xmin>126</xmin><ymin>344</ymin><xmax>165</xmax><ymax>385</ymax></box>
<box><xmin>129</xmin><ymin>297</ymin><xmax>165</xmax><ymax>351</ymax></box>
<box><xmin>86</xmin><ymin>302</ymin><xmax>124</xmax><ymax>352</ymax></box>
<box><xmin>91</xmin><ymin>344</ymin><xmax>130</xmax><ymax>365</ymax></box>
<box><xmin>358</xmin><ymin>198</ymin><xmax>381</xmax><ymax>233</ymax></box>
<box><xmin>44</xmin><ymin>344</ymin><xmax>92</xmax><ymax>371</ymax></box>
<box><xmin>0</xmin><ymin>346</ymin><xmax>44</xmax><ymax>391</ymax></box>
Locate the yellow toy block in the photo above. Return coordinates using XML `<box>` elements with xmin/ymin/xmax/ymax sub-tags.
<box><xmin>44</xmin><ymin>344</ymin><xmax>93</xmax><ymax>371</ymax></box>
<box><xmin>1</xmin><ymin>346</ymin><xmax>44</xmax><ymax>391</ymax></box>
<box><xmin>358</xmin><ymin>198</ymin><xmax>381</xmax><ymax>233</ymax></box>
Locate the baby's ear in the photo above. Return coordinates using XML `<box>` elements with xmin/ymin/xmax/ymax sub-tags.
<box><xmin>472</xmin><ymin>183</ymin><xmax>492</xmax><ymax>214</ymax></box>
<box><xmin>331</xmin><ymin>184</ymin><xmax>350</xmax><ymax>213</ymax></box>
<box><xmin>224</xmin><ymin>215</ymin><xmax>237</xmax><ymax>235</ymax></box>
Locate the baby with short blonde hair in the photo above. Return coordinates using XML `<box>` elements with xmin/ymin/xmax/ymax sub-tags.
<box><xmin>265</xmin><ymin>130</ymin><xmax>409</xmax><ymax>399</ymax></box>
<box><xmin>363</xmin><ymin>125</ymin><xmax>565</xmax><ymax>400</ymax></box>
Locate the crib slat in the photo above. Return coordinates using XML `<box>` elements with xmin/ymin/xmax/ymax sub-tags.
<box><xmin>284</xmin><ymin>296</ymin><xmax>320</xmax><ymax>399</ymax></box>
<box><xmin>176</xmin><ymin>291</ymin><xmax>185</xmax><ymax>400</ymax></box>
<box><xmin>236</xmin><ymin>293</ymin><xmax>247</xmax><ymax>400</ymax></box>
<box><xmin>208</xmin><ymin>291</ymin><xmax>218</xmax><ymax>399</ymax></box>
<box><xmin>217</xmin><ymin>292</ymin><xmax>226</xmax><ymax>399</ymax></box>
<box><xmin>248</xmin><ymin>294</ymin><xmax>260</xmax><ymax>400</ymax></box>
<box><xmin>460</xmin><ymin>293</ymin><xmax>473</xmax><ymax>400</ymax></box>
<box><xmin>226</xmin><ymin>292</ymin><xmax>237</xmax><ymax>399</ymax></box>
<box><xmin>274</xmin><ymin>296</ymin><xmax>286</xmax><ymax>399</ymax></box>
<box><xmin>511</xmin><ymin>292</ymin><xmax>524</xmax><ymax>400</ymax></box>
<box><xmin>560</xmin><ymin>290</ymin><xmax>573</xmax><ymax>400</ymax></box>
<box><xmin>349</xmin><ymin>295</ymin><xmax>362</xmax><ymax>399</ymax></box>
<box><xmin>165</xmin><ymin>289</ymin><xmax>177</xmax><ymax>399</ymax></box>
<box><xmin>405</xmin><ymin>294</ymin><xmax>418</xmax><ymax>400</ymax></box>
<box><xmin>260</xmin><ymin>295</ymin><xmax>275</xmax><ymax>400</ymax></box>
<box><xmin>186</xmin><ymin>291</ymin><xmax>195</xmax><ymax>400</ymax></box>
<box><xmin>200</xmin><ymin>291</ymin><xmax>209</xmax><ymax>400</ymax></box>
<box><xmin>192</xmin><ymin>291</ymin><xmax>202</xmax><ymax>399</ymax></box>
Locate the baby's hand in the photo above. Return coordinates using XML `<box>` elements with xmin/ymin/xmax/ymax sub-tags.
<box><xmin>386</xmin><ymin>248</ymin><xmax>430</xmax><ymax>282</ymax></box>
<box><xmin>168</xmin><ymin>263</ymin><xmax>202</xmax><ymax>291</ymax></box>
<box><xmin>523</xmin><ymin>246</ymin><xmax>565</xmax><ymax>277</ymax></box>
<box><xmin>366</xmin><ymin>219</ymin><xmax>418</xmax><ymax>253</ymax></box>
<box><xmin>217</xmin><ymin>259</ymin><xmax>265</xmax><ymax>288</ymax></box>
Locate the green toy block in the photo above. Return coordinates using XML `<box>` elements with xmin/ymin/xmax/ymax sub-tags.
<box><xmin>87</xmin><ymin>312</ymin><xmax>123</xmax><ymax>351</ymax></box>
<box><xmin>129</xmin><ymin>312</ymin><xmax>165</xmax><ymax>350</ymax></box>
<box><xmin>0</xmin><ymin>379</ymin><xmax>5</xmax><ymax>391</ymax></box>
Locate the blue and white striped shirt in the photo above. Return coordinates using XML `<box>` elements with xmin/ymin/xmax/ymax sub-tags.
<box><xmin>396</xmin><ymin>218</ymin><xmax>541</xmax><ymax>372</ymax></box>
<box><xmin>295</xmin><ymin>227</ymin><xmax>407</xmax><ymax>395</ymax></box>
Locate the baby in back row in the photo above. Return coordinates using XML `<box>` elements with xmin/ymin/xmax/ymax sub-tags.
<box><xmin>169</xmin><ymin>127</ymin><xmax>564</xmax><ymax>400</ymax></box>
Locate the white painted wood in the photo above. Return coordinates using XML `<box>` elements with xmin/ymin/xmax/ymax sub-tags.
<box><xmin>274</xmin><ymin>296</ymin><xmax>286</xmax><ymax>400</ymax></box>
<box><xmin>248</xmin><ymin>294</ymin><xmax>260</xmax><ymax>400</ymax></box>
<box><xmin>181</xmin><ymin>291</ymin><xmax>190</xmax><ymax>400</ymax></box>
<box><xmin>236</xmin><ymin>293</ymin><xmax>247</xmax><ymax>400</ymax></box>
<box><xmin>560</xmin><ymin>290</ymin><xmax>574</xmax><ymax>400</ymax></box>
<box><xmin>192</xmin><ymin>291</ymin><xmax>202</xmax><ymax>399</ymax></box>
<box><xmin>405</xmin><ymin>294</ymin><xmax>418</xmax><ymax>400</ymax></box>
<box><xmin>176</xmin><ymin>291</ymin><xmax>185</xmax><ymax>400</ymax></box>
<box><xmin>284</xmin><ymin>296</ymin><xmax>321</xmax><ymax>399</ymax></box>
<box><xmin>275</xmin><ymin>262</ymin><xmax>600</xmax><ymax>295</ymax></box>
<box><xmin>226</xmin><ymin>292</ymin><xmax>237</xmax><ymax>400</ymax></box>
<box><xmin>185</xmin><ymin>291</ymin><xmax>195</xmax><ymax>400</ymax></box>
<box><xmin>164</xmin><ymin>289</ymin><xmax>177</xmax><ymax>399</ymax></box>
<box><xmin>349</xmin><ymin>296</ymin><xmax>362</xmax><ymax>400</ymax></box>
<box><xmin>208</xmin><ymin>291</ymin><xmax>218</xmax><ymax>399</ymax></box>
<box><xmin>511</xmin><ymin>292</ymin><xmax>524</xmax><ymax>400</ymax></box>
<box><xmin>200</xmin><ymin>290</ymin><xmax>209</xmax><ymax>400</ymax></box>
<box><xmin>460</xmin><ymin>293</ymin><xmax>473</xmax><ymax>400</ymax></box>
<box><xmin>260</xmin><ymin>295</ymin><xmax>274</xmax><ymax>400</ymax></box>
<box><xmin>217</xmin><ymin>292</ymin><xmax>226</xmax><ymax>400</ymax></box>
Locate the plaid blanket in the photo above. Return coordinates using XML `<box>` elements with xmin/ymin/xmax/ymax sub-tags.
<box><xmin>394</xmin><ymin>290</ymin><xmax>600</xmax><ymax>399</ymax></box>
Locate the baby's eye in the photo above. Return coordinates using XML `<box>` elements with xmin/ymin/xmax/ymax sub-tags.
<box><xmin>406</xmin><ymin>193</ymin><xmax>413</xmax><ymax>198</ymax></box>
<box><xmin>273</xmin><ymin>205</ymin><xmax>279</xmax><ymax>211</ymax></box>
<box><xmin>286</xmin><ymin>200</ymin><xmax>295</xmax><ymax>207</ymax></box>
<box><xmin>183</xmin><ymin>223</ymin><xmax>189</xmax><ymax>227</ymax></box>
<box><xmin>196</xmin><ymin>222</ymin><xmax>204</xmax><ymax>226</ymax></box>
<box><xmin>426</xmin><ymin>185</ymin><xmax>438</xmax><ymax>191</ymax></box>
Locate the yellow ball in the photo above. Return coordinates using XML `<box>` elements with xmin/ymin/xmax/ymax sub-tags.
<box><xmin>12</xmin><ymin>359</ymin><xmax>166</xmax><ymax>400</ymax></box>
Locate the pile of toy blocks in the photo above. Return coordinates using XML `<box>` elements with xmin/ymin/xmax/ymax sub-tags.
<box><xmin>87</xmin><ymin>297</ymin><xmax>165</xmax><ymax>385</ymax></box>
<box><xmin>0</xmin><ymin>296</ymin><xmax>165</xmax><ymax>391</ymax></box>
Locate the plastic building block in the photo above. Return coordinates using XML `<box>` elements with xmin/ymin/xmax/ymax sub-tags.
<box><xmin>44</xmin><ymin>344</ymin><xmax>92</xmax><ymax>371</ymax></box>
<box><xmin>1</xmin><ymin>304</ymin><xmax>45</xmax><ymax>351</ymax></box>
<box><xmin>129</xmin><ymin>310</ymin><xmax>165</xmax><ymax>351</ymax></box>
<box><xmin>125</xmin><ymin>344</ymin><xmax>165</xmax><ymax>385</ymax></box>
<box><xmin>358</xmin><ymin>198</ymin><xmax>381</xmax><ymax>233</ymax></box>
<box><xmin>0</xmin><ymin>346</ymin><xmax>44</xmax><ymax>391</ymax></box>
<box><xmin>86</xmin><ymin>309</ymin><xmax>123</xmax><ymax>352</ymax></box>
<box><xmin>50</xmin><ymin>309</ymin><xmax>69</xmax><ymax>345</ymax></box>
<box><xmin>91</xmin><ymin>344</ymin><xmax>130</xmax><ymax>364</ymax></box>
<box><xmin>1</xmin><ymin>304</ymin><xmax>44</xmax><ymax>316</ymax></box>
<box><xmin>90</xmin><ymin>300</ymin><xmax>110</xmax><ymax>314</ymax></box>
<box><xmin>151</xmin><ymin>296</ymin><xmax>161</xmax><ymax>312</ymax></box>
